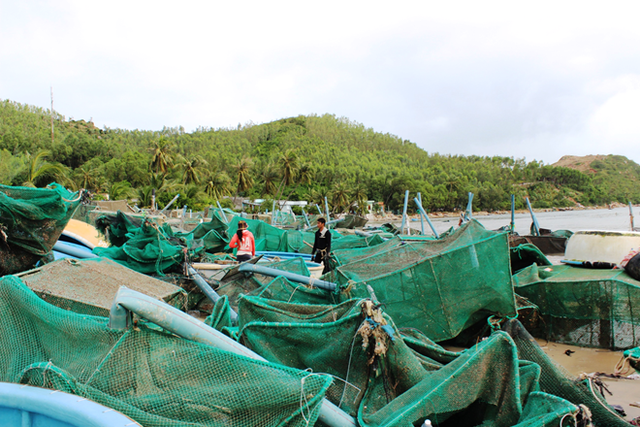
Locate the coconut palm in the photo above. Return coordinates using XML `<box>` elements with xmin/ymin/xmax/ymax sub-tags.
<box><xmin>330</xmin><ymin>182</ymin><xmax>351</xmax><ymax>213</ymax></box>
<box><xmin>234</xmin><ymin>156</ymin><xmax>254</xmax><ymax>195</ymax></box>
<box><xmin>260</xmin><ymin>163</ymin><xmax>279</xmax><ymax>196</ymax></box>
<box><xmin>178</xmin><ymin>155</ymin><xmax>208</xmax><ymax>185</ymax></box>
<box><xmin>204</xmin><ymin>171</ymin><xmax>232</xmax><ymax>201</ymax></box>
<box><xmin>274</xmin><ymin>149</ymin><xmax>299</xmax><ymax>204</ymax></box>
<box><xmin>109</xmin><ymin>181</ymin><xmax>136</xmax><ymax>201</ymax></box>
<box><xmin>22</xmin><ymin>149</ymin><xmax>69</xmax><ymax>187</ymax></box>
<box><xmin>298</xmin><ymin>163</ymin><xmax>314</xmax><ymax>186</ymax></box>
<box><xmin>279</xmin><ymin>149</ymin><xmax>299</xmax><ymax>186</ymax></box>
<box><xmin>150</xmin><ymin>138</ymin><xmax>174</xmax><ymax>174</ymax></box>
<box><xmin>73</xmin><ymin>165</ymin><xmax>101</xmax><ymax>191</ymax></box>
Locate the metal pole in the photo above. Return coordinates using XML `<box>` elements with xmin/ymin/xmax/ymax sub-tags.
<box><xmin>400</xmin><ymin>190</ymin><xmax>409</xmax><ymax>235</ymax></box>
<box><xmin>510</xmin><ymin>194</ymin><xmax>515</xmax><ymax>233</ymax></box>
<box><xmin>630</xmin><ymin>201</ymin><xmax>635</xmax><ymax>231</ymax></box>
<box><xmin>413</xmin><ymin>198</ymin><xmax>439</xmax><ymax>238</ymax></box>
<box><xmin>525</xmin><ymin>197</ymin><xmax>540</xmax><ymax>236</ymax></box>
<box><xmin>417</xmin><ymin>192</ymin><xmax>424</xmax><ymax>235</ymax></box>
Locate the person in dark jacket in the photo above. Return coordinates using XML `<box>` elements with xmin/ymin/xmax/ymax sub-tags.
<box><xmin>311</xmin><ymin>218</ymin><xmax>331</xmax><ymax>265</ymax></box>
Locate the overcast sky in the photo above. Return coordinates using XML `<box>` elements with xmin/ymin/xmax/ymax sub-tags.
<box><xmin>2</xmin><ymin>1</ymin><xmax>640</xmax><ymax>165</ymax></box>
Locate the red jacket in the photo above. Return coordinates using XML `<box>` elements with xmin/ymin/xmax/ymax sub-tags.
<box><xmin>229</xmin><ymin>230</ymin><xmax>255</xmax><ymax>257</ymax></box>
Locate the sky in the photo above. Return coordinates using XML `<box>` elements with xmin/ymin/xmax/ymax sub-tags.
<box><xmin>2</xmin><ymin>1</ymin><xmax>640</xmax><ymax>165</ymax></box>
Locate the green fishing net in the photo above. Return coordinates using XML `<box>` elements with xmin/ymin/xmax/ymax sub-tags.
<box><xmin>513</xmin><ymin>264</ymin><xmax>640</xmax><ymax>350</ymax></box>
<box><xmin>0</xmin><ymin>275</ymin><xmax>332</xmax><ymax>427</ymax></box>
<box><xmin>0</xmin><ymin>183</ymin><xmax>82</xmax><ymax>275</ymax></box>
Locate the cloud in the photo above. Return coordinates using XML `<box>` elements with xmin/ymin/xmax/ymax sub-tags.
<box><xmin>2</xmin><ymin>1</ymin><xmax>640</xmax><ymax>164</ymax></box>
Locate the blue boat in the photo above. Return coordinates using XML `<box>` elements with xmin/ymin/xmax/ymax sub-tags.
<box><xmin>0</xmin><ymin>382</ymin><xmax>139</xmax><ymax>426</ymax></box>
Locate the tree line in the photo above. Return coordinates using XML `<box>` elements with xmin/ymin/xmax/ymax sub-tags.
<box><xmin>1</xmin><ymin>99</ymin><xmax>639</xmax><ymax>214</ymax></box>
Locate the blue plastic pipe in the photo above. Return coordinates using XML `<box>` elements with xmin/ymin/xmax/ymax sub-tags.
<box><xmin>510</xmin><ymin>194</ymin><xmax>515</xmax><ymax>233</ymax></box>
<box><xmin>324</xmin><ymin>197</ymin><xmax>330</xmax><ymax>227</ymax></box>
<box><xmin>465</xmin><ymin>192</ymin><xmax>474</xmax><ymax>220</ymax></box>
<box><xmin>417</xmin><ymin>192</ymin><xmax>424</xmax><ymax>234</ymax></box>
<box><xmin>53</xmin><ymin>241</ymin><xmax>98</xmax><ymax>259</ymax></box>
<box><xmin>301</xmin><ymin>207</ymin><xmax>311</xmax><ymax>227</ymax></box>
<box><xmin>108</xmin><ymin>287</ymin><xmax>354</xmax><ymax>427</ymax></box>
<box><xmin>413</xmin><ymin>198</ymin><xmax>439</xmax><ymax>238</ymax></box>
<box><xmin>400</xmin><ymin>190</ymin><xmax>409</xmax><ymax>235</ymax></box>
<box><xmin>525</xmin><ymin>197</ymin><xmax>540</xmax><ymax>236</ymax></box>
<box><xmin>315</xmin><ymin>204</ymin><xmax>322</xmax><ymax>215</ymax></box>
<box><xmin>238</xmin><ymin>263</ymin><xmax>337</xmax><ymax>291</ymax></box>
<box><xmin>216</xmin><ymin>200</ymin><xmax>228</xmax><ymax>223</ymax></box>
<box><xmin>187</xmin><ymin>266</ymin><xmax>238</xmax><ymax>325</ymax></box>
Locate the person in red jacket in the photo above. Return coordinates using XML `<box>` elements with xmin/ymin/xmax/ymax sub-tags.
<box><xmin>229</xmin><ymin>220</ymin><xmax>255</xmax><ymax>262</ymax></box>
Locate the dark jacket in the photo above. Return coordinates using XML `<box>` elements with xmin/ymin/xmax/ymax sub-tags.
<box><xmin>312</xmin><ymin>228</ymin><xmax>331</xmax><ymax>255</ymax></box>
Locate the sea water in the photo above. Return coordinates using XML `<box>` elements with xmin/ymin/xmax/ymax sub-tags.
<box><xmin>409</xmin><ymin>206</ymin><xmax>637</xmax><ymax>236</ymax></box>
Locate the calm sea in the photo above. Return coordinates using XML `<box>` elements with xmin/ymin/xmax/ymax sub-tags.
<box><xmin>406</xmin><ymin>206</ymin><xmax>638</xmax><ymax>236</ymax></box>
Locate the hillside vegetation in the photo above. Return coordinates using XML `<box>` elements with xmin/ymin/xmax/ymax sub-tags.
<box><xmin>1</xmin><ymin>99</ymin><xmax>640</xmax><ymax>213</ymax></box>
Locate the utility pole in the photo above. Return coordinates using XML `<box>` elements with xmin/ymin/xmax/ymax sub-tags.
<box><xmin>50</xmin><ymin>87</ymin><xmax>54</xmax><ymax>145</ymax></box>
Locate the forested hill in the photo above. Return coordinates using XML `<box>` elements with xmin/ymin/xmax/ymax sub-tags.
<box><xmin>1</xmin><ymin>99</ymin><xmax>640</xmax><ymax>213</ymax></box>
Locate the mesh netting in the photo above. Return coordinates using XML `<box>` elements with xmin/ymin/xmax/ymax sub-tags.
<box><xmin>235</xmin><ymin>296</ymin><xmax>583</xmax><ymax>426</ymax></box>
<box><xmin>18</xmin><ymin>257</ymin><xmax>187</xmax><ymax>317</ymax></box>
<box><xmin>0</xmin><ymin>275</ymin><xmax>332</xmax><ymax>427</ymax></box>
<box><xmin>0</xmin><ymin>183</ymin><xmax>82</xmax><ymax>275</ymax></box>
<box><xmin>503</xmin><ymin>319</ymin><xmax>629</xmax><ymax>426</ymax></box>
<box><xmin>513</xmin><ymin>264</ymin><xmax>640</xmax><ymax>350</ymax></box>
<box><xmin>325</xmin><ymin>220</ymin><xmax>516</xmax><ymax>342</ymax></box>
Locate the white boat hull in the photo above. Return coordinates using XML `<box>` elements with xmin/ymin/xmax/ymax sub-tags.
<box><xmin>564</xmin><ymin>230</ymin><xmax>640</xmax><ymax>264</ymax></box>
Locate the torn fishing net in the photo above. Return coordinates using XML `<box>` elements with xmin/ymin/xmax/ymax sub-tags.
<box><xmin>324</xmin><ymin>220</ymin><xmax>517</xmax><ymax>342</ymax></box>
<box><xmin>0</xmin><ymin>275</ymin><xmax>332</xmax><ymax>427</ymax></box>
<box><xmin>0</xmin><ymin>183</ymin><xmax>83</xmax><ymax>275</ymax></box>
<box><xmin>235</xmin><ymin>295</ymin><xmax>586</xmax><ymax>426</ymax></box>
<box><xmin>513</xmin><ymin>264</ymin><xmax>640</xmax><ymax>350</ymax></box>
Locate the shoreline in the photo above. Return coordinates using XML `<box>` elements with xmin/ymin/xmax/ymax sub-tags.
<box><xmin>366</xmin><ymin>202</ymin><xmax>634</xmax><ymax>222</ymax></box>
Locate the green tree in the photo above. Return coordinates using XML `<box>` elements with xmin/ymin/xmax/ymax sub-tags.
<box><xmin>22</xmin><ymin>149</ymin><xmax>69</xmax><ymax>187</ymax></box>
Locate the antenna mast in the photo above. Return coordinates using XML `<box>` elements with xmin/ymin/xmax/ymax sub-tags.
<box><xmin>50</xmin><ymin>87</ymin><xmax>54</xmax><ymax>145</ymax></box>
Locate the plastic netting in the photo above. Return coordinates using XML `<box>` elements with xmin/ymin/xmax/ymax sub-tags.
<box><xmin>513</xmin><ymin>264</ymin><xmax>640</xmax><ymax>350</ymax></box>
<box><xmin>325</xmin><ymin>220</ymin><xmax>516</xmax><ymax>342</ymax></box>
<box><xmin>18</xmin><ymin>257</ymin><xmax>187</xmax><ymax>317</ymax></box>
<box><xmin>0</xmin><ymin>183</ymin><xmax>82</xmax><ymax>275</ymax></box>
<box><xmin>0</xmin><ymin>275</ymin><xmax>332</xmax><ymax>427</ymax></box>
<box><xmin>94</xmin><ymin>218</ymin><xmax>202</xmax><ymax>275</ymax></box>
<box><xmin>235</xmin><ymin>296</ymin><xmax>584</xmax><ymax>426</ymax></box>
<box><xmin>503</xmin><ymin>319</ymin><xmax>629</xmax><ymax>426</ymax></box>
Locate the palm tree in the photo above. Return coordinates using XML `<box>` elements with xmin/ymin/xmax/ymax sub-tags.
<box><xmin>73</xmin><ymin>165</ymin><xmax>101</xmax><ymax>191</ymax></box>
<box><xmin>233</xmin><ymin>156</ymin><xmax>254</xmax><ymax>196</ymax></box>
<box><xmin>22</xmin><ymin>149</ymin><xmax>69</xmax><ymax>187</ymax></box>
<box><xmin>274</xmin><ymin>149</ymin><xmax>299</xmax><ymax>204</ymax></box>
<box><xmin>298</xmin><ymin>163</ymin><xmax>314</xmax><ymax>186</ymax></box>
<box><xmin>331</xmin><ymin>182</ymin><xmax>351</xmax><ymax>213</ymax></box>
<box><xmin>204</xmin><ymin>171</ymin><xmax>232</xmax><ymax>201</ymax></box>
<box><xmin>150</xmin><ymin>138</ymin><xmax>174</xmax><ymax>174</ymax></box>
<box><xmin>109</xmin><ymin>181</ymin><xmax>136</xmax><ymax>201</ymax></box>
<box><xmin>260</xmin><ymin>163</ymin><xmax>279</xmax><ymax>195</ymax></box>
<box><xmin>351</xmin><ymin>185</ymin><xmax>368</xmax><ymax>214</ymax></box>
<box><xmin>178</xmin><ymin>155</ymin><xmax>208</xmax><ymax>185</ymax></box>
<box><xmin>279</xmin><ymin>149</ymin><xmax>299</xmax><ymax>187</ymax></box>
